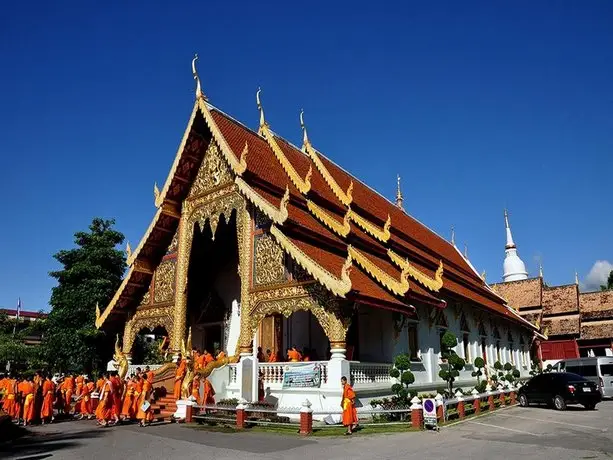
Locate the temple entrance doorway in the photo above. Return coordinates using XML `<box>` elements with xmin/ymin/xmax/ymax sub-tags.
<box><xmin>186</xmin><ymin>211</ymin><xmax>241</xmax><ymax>356</ymax></box>
<box><xmin>131</xmin><ymin>325</ymin><xmax>169</xmax><ymax>365</ymax></box>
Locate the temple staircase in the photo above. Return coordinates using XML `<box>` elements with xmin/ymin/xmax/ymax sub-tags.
<box><xmin>150</xmin><ymin>396</ymin><xmax>177</xmax><ymax>422</ymax></box>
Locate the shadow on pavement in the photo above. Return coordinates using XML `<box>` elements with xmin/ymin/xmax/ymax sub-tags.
<box><xmin>0</xmin><ymin>426</ymin><xmax>106</xmax><ymax>459</ymax></box>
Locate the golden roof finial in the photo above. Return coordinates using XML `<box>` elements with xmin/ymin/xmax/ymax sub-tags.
<box><xmin>256</xmin><ymin>87</ymin><xmax>267</xmax><ymax>131</ymax></box>
<box><xmin>575</xmin><ymin>270</ymin><xmax>579</xmax><ymax>286</ymax></box>
<box><xmin>126</xmin><ymin>241</ymin><xmax>132</xmax><ymax>258</ymax></box>
<box><xmin>395</xmin><ymin>174</ymin><xmax>404</xmax><ymax>210</ymax></box>
<box><xmin>451</xmin><ymin>226</ymin><xmax>455</xmax><ymax>246</ymax></box>
<box><xmin>191</xmin><ymin>54</ymin><xmax>206</xmax><ymax>100</ymax></box>
<box><xmin>539</xmin><ymin>263</ymin><xmax>543</xmax><ymax>278</ymax></box>
<box><xmin>300</xmin><ymin>109</ymin><xmax>309</xmax><ymax>148</ymax></box>
<box><xmin>153</xmin><ymin>182</ymin><xmax>160</xmax><ymax>204</ymax></box>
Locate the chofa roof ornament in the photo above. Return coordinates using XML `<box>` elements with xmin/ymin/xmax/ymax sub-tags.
<box><xmin>300</xmin><ymin>109</ymin><xmax>309</xmax><ymax>148</ymax></box>
<box><xmin>256</xmin><ymin>87</ymin><xmax>267</xmax><ymax>131</ymax></box>
<box><xmin>192</xmin><ymin>54</ymin><xmax>206</xmax><ymax>100</ymax></box>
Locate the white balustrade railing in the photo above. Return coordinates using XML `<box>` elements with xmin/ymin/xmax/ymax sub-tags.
<box><xmin>350</xmin><ymin>362</ymin><xmax>393</xmax><ymax>386</ymax></box>
<box><xmin>259</xmin><ymin>361</ymin><xmax>328</xmax><ymax>385</ymax></box>
<box><xmin>127</xmin><ymin>364</ymin><xmax>162</xmax><ymax>376</ymax></box>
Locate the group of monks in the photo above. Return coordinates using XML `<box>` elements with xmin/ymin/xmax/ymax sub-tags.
<box><xmin>256</xmin><ymin>346</ymin><xmax>318</xmax><ymax>363</ymax></box>
<box><xmin>173</xmin><ymin>349</ymin><xmax>220</xmax><ymax>408</ymax></box>
<box><xmin>0</xmin><ymin>372</ymin><xmax>97</xmax><ymax>426</ymax></box>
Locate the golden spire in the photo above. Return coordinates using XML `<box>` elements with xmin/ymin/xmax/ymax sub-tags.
<box><xmin>451</xmin><ymin>226</ymin><xmax>455</xmax><ymax>246</ymax></box>
<box><xmin>575</xmin><ymin>270</ymin><xmax>579</xmax><ymax>286</ymax></box>
<box><xmin>395</xmin><ymin>174</ymin><xmax>404</xmax><ymax>210</ymax></box>
<box><xmin>539</xmin><ymin>263</ymin><xmax>543</xmax><ymax>278</ymax></box>
<box><xmin>126</xmin><ymin>241</ymin><xmax>132</xmax><ymax>258</ymax></box>
<box><xmin>256</xmin><ymin>87</ymin><xmax>267</xmax><ymax>132</ymax></box>
<box><xmin>191</xmin><ymin>54</ymin><xmax>206</xmax><ymax>100</ymax></box>
<box><xmin>300</xmin><ymin>109</ymin><xmax>309</xmax><ymax>149</ymax></box>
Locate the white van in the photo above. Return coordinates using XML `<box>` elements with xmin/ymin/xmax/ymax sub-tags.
<box><xmin>552</xmin><ymin>357</ymin><xmax>613</xmax><ymax>398</ymax></box>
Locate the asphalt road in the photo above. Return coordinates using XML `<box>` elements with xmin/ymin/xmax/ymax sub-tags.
<box><xmin>3</xmin><ymin>401</ymin><xmax>612</xmax><ymax>460</ymax></box>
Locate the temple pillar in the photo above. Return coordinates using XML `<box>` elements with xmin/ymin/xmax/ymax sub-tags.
<box><xmin>171</xmin><ymin>214</ymin><xmax>193</xmax><ymax>352</ymax></box>
<box><xmin>236</xmin><ymin>203</ymin><xmax>253</xmax><ymax>355</ymax></box>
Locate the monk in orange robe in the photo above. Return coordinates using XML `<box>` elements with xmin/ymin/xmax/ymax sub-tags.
<box><xmin>95</xmin><ymin>374</ymin><xmax>113</xmax><ymax>426</ymax></box>
<box><xmin>78</xmin><ymin>379</ymin><xmax>94</xmax><ymax>419</ymax></box>
<box><xmin>136</xmin><ymin>375</ymin><xmax>153</xmax><ymax>427</ymax></box>
<box><xmin>64</xmin><ymin>375</ymin><xmax>75</xmax><ymax>414</ymax></box>
<box><xmin>203</xmin><ymin>350</ymin><xmax>214</xmax><ymax>365</ymax></box>
<box><xmin>341</xmin><ymin>376</ymin><xmax>358</xmax><ymax>435</ymax></box>
<box><xmin>201</xmin><ymin>378</ymin><xmax>215</xmax><ymax>408</ymax></box>
<box><xmin>215</xmin><ymin>350</ymin><xmax>226</xmax><ymax>361</ymax></box>
<box><xmin>2</xmin><ymin>376</ymin><xmax>17</xmax><ymax>419</ymax></box>
<box><xmin>287</xmin><ymin>346</ymin><xmax>302</xmax><ymax>362</ymax></box>
<box><xmin>96</xmin><ymin>376</ymin><xmax>104</xmax><ymax>393</ymax></box>
<box><xmin>75</xmin><ymin>375</ymin><xmax>84</xmax><ymax>397</ymax></box>
<box><xmin>173</xmin><ymin>354</ymin><xmax>186</xmax><ymax>400</ymax></box>
<box><xmin>40</xmin><ymin>375</ymin><xmax>55</xmax><ymax>424</ymax></box>
<box><xmin>110</xmin><ymin>372</ymin><xmax>122</xmax><ymax>422</ymax></box>
<box><xmin>121</xmin><ymin>377</ymin><xmax>135</xmax><ymax>421</ymax></box>
<box><xmin>267</xmin><ymin>349</ymin><xmax>278</xmax><ymax>362</ymax></box>
<box><xmin>21</xmin><ymin>377</ymin><xmax>36</xmax><ymax>426</ymax></box>
<box><xmin>191</xmin><ymin>374</ymin><xmax>201</xmax><ymax>401</ymax></box>
<box><xmin>131</xmin><ymin>375</ymin><xmax>143</xmax><ymax>415</ymax></box>
<box><xmin>145</xmin><ymin>366</ymin><xmax>155</xmax><ymax>385</ymax></box>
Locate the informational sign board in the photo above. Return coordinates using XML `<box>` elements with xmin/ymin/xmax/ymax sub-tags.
<box><xmin>282</xmin><ymin>363</ymin><xmax>322</xmax><ymax>388</ymax></box>
<box><xmin>422</xmin><ymin>398</ymin><xmax>438</xmax><ymax>429</ymax></box>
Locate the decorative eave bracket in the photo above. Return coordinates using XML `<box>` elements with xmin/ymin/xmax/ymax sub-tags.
<box><xmin>388</xmin><ymin>249</ymin><xmax>444</xmax><ymax>292</ymax></box>
<box><xmin>235</xmin><ymin>177</ymin><xmax>289</xmax><ymax>225</ymax></box>
<box><xmin>348</xmin><ymin>245</ymin><xmax>409</xmax><ymax>296</ymax></box>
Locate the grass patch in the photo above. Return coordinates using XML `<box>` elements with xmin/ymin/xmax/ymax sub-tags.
<box><xmin>186</xmin><ymin>422</ymin><xmax>419</xmax><ymax>437</ymax></box>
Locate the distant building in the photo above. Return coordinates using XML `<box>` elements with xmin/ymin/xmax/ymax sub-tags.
<box><xmin>491</xmin><ymin>213</ymin><xmax>613</xmax><ymax>361</ymax></box>
<box><xmin>0</xmin><ymin>308</ymin><xmax>47</xmax><ymax>345</ymax></box>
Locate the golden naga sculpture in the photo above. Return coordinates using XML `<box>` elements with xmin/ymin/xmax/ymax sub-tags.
<box><xmin>113</xmin><ymin>335</ymin><xmax>129</xmax><ymax>381</ymax></box>
<box><xmin>180</xmin><ymin>328</ymin><xmax>194</xmax><ymax>400</ymax></box>
<box><xmin>196</xmin><ymin>354</ymin><xmax>240</xmax><ymax>380</ymax></box>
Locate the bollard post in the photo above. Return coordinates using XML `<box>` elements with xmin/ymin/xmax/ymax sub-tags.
<box><xmin>486</xmin><ymin>384</ymin><xmax>495</xmax><ymax>411</ymax></box>
<box><xmin>471</xmin><ymin>389</ymin><xmax>481</xmax><ymax>415</ymax></box>
<box><xmin>185</xmin><ymin>403</ymin><xmax>193</xmax><ymax>423</ymax></box>
<box><xmin>299</xmin><ymin>399</ymin><xmax>313</xmax><ymax>436</ymax></box>
<box><xmin>435</xmin><ymin>393</ymin><xmax>444</xmax><ymax>422</ymax></box>
<box><xmin>236</xmin><ymin>398</ymin><xmax>248</xmax><ymax>429</ymax></box>
<box><xmin>498</xmin><ymin>385</ymin><xmax>506</xmax><ymax>406</ymax></box>
<box><xmin>510</xmin><ymin>390</ymin><xmax>516</xmax><ymax>405</ymax></box>
<box><xmin>410</xmin><ymin>396</ymin><xmax>423</xmax><ymax>429</ymax></box>
<box><xmin>455</xmin><ymin>390</ymin><xmax>465</xmax><ymax>420</ymax></box>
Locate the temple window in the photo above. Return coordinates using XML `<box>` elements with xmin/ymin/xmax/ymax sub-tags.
<box><xmin>478</xmin><ymin>321</ymin><xmax>488</xmax><ymax>364</ymax></box>
<box><xmin>407</xmin><ymin>322</ymin><xmax>419</xmax><ymax>361</ymax></box>
<box><xmin>507</xmin><ymin>331</ymin><xmax>515</xmax><ymax>365</ymax></box>
<box><xmin>460</xmin><ymin>313</ymin><xmax>471</xmax><ymax>362</ymax></box>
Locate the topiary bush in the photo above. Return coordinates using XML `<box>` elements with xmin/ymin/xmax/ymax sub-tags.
<box><xmin>438</xmin><ymin>331</ymin><xmax>465</xmax><ymax>396</ymax></box>
<box><xmin>372</xmin><ymin>353</ymin><xmax>416</xmax><ymax>419</ymax></box>
<box><xmin>472</xmin><ymin>356</ymin><xmax>486</xmax><ymax>384</ymax></box>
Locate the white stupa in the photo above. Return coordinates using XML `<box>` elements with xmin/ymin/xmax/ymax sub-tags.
<box><xmin>502</xmin><ymin>210</ymin><xmax>528</xmax><ymax>282</ymax></box>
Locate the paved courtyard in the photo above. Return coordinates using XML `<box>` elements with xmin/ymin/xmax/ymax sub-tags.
<box><xmin>2</xmin><ymin>401</ymin><xmax>612</xmax><ymax>460</ymax></box>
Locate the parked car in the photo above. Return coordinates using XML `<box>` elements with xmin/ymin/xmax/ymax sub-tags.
<box><xmin>551</xmin><ymin>357</ymin><xmax>613</xmax><ymax>398</ymax></box>
<box><xmin>518</xmin><ymin>372</ymin><xmax>601</xmax><ymax>410</ymax></box>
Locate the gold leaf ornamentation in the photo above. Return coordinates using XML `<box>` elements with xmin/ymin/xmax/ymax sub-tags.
<box><xmin>235</xmin><ymin>177</ymin><xmax>288</xmax><ymax>224</ymax></box>
<box><xmin>154</xmin><ymin>259</ymin><xmax>176</xmax><ymax>304</ymax></box>
<box><xmin>304</xmin><ymin>142</ymin><xmax>352</xmax><ymax>206</ymax></box>
<box><xmin>387</xmin><ymin>249</ymin><xmax>444</xmax><ymax>292</ymax></box>
<box><xmin>188</xmin><ymin>141</ymin><xmax>233</xmax><ymax>198</ymax></box>
<box><xmin>261</xmin><ymin>124</ymin><xmax>311</xmax><ymax>194</ymax></box>
<box><xmin>254</xmin><ymin>233</ymin><xmax>286</xmax><ymax>286</ymax></box>
<box><xmin>122</xmin><ymin>306</ymin><xmax>175</xmax><ymax>353</ymax></box>
<box><xmin>348</xmin><ymin>209</ymin><xmax>391</xmax><ymax>243</ymax></box>
<box><xmin>307</xmin><ymin>200</ymin><xmax>351</xmax><ymax>237</ymax></box>
<box><xmin>348</xmin><ymin>245</ymin><xmax>409</xmax><ymax>296</ymax></box>
<box><xmin>269</xmin><ymin>225</ymin><xmax>352</xmax><ymax>297</ymax></box>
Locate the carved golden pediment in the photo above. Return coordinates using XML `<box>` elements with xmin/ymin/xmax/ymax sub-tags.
<box><xmin>253</xmin><ymin>233</ymin><xmax>287</xmax><ymax>287</ymax></box>
<box><xmin>153</xmin><ymin>259</ymin><xmax>176</xmax><ymax>304</ymax></box>
<box><xmin>188</xmin><ymin>141</ymin><xmax>233</xmax><ymax>199</ymax></box>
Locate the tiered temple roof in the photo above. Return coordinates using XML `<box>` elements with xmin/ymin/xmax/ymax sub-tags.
<box><xmin>96</xmin><ymin>71</ymin><xmax>539</xmax><ymax>333</ymax></box>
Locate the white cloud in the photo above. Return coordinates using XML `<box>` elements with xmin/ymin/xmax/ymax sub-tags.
<box><xmin>582</xmin><ymin>260</ymin><xmax>613</xmax><ymax>292</ymax></box>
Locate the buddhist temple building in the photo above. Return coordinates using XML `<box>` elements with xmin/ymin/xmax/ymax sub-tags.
<box><xmin>97</xmin><ymin>57</ymin><xmax>541</xmax><ymax>412</ymax></box>
<box><xmin>491</xmin><ymin>213</ymin><xmax>613</xmax><ymax>361</ymax></box>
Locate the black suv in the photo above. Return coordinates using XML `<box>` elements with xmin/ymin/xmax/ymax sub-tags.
<box><xmin>518</xmin><ymin>372</ymin><xmax>601</xmax><ymax>410</ymax></box>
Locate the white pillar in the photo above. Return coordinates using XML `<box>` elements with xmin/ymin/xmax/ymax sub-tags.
<box><xmin>237</xmin><ymin>353</ymin><xmax>254</xmax><ymax>402</ymax></box>
<box><xmin>251</xmin><ymin>331</ymin><xmax>259</xmax><ymax>402</ymax></box>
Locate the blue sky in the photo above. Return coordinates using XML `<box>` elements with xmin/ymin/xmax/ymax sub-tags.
<box><xmin>1</xmin><ymin>1</ymin><xmax>611</xmax><ymax>312</ymax></box>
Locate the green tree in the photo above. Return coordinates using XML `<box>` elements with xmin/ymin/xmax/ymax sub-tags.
<box><xmin>438</xmin><ymin>331</ymin><xmax>465</xmax><ymax>396</ymax></box>
<box><xmin>471</xmin><ymin>357</ymin><xmax>485</xmax><ymax>384</ymax></box>
<box><xmin>601</xmin><ymin>270</ymin><xmax>613</xmax><ymax>291</ymax></box>
<box><xmin>41</xmin><ymin>218</ymin><xmax>125</xmax><ymax>374</ymax></box>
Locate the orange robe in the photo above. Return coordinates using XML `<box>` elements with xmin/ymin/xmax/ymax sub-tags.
<box><xmin>146</xmin><ymin>371</ymin><xmax>155</xmax><ymax>385</ymax></box>
<box><xmin>121</xmin><ymin>381</ymin><xmax>135</xmax><ymax>419</ymax></box>
<box><xmin>40</xmin><ymin>380</ymin><xmax>55</xmax><ymax>419</ymax></box>
<box><xmin>268</xmin><ymin>352</ymin><xmax>278</xmax><ymax>363</ymax></box>
<box><xmin>191</xmin><ymin>375</ymin><xmax>201</xmax><ymax>401</ymax></box>
<box><xmin>2</xmin><ymin>379</ymin><xmax>17</xmax><ymax>418</ymax></box>
<box><xmin>96</xmin><ymin>378</ymin><xmax>104</xmax><ymax>393</ymax></box>
<box><xmin>95</xmin><ymin>380</ymin><xmax>113</xmax><ymax>422</ymax></box>
<box><xmin>64</xmin><ymin>376</ymin><xmax>75</xmax><ymax>412</ymax></box>
<box><xmin>173</xmin><ymin>360</ymin><xmax>186</xmax><ymax>400</ymax></box>
<box><xmin>287</xmin><ymin>349</ymin><xmax>302</xmax><ymax>362</ymax></box>
<box><xmin>136</xmin><ymin>380</ymin><xmax>153</xmax><ymax>422</ymax></box>
<box><xmin>132</xmin><ymin>379</ymin><xmax>143</xmax><ymax>415</ymax></box>
<box><xmin>342</xmin><ymin>384</ymin><xmax>358</xmax><ymax>427</ymax></box>
<box><xmin>216</xmin><ymin>351</ymin><xmax>226</xmax><ymax>361</ymax></box>
<box><xmin>80</xmin><ymin>382</ymin><xmax>93</xmax><ymax>415</ymax></box>
<box><xmin>201</xmin><ymin>378</ymin><xmax>215</xmax><ymax>407</ymax></box>
<box><xmin>75</xmin><ymin>376</ymin><xmax>84</xmax><ymax>397</ymax></box>
<box><xmin>21</xmin><ymin>382</ymin><xmax>35</xmax><ymax>423</ymax></box>
<box><xmin>111</xmin><ymin>376</ymin><xmax>123</xmax><ymax>418</ymax></box>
